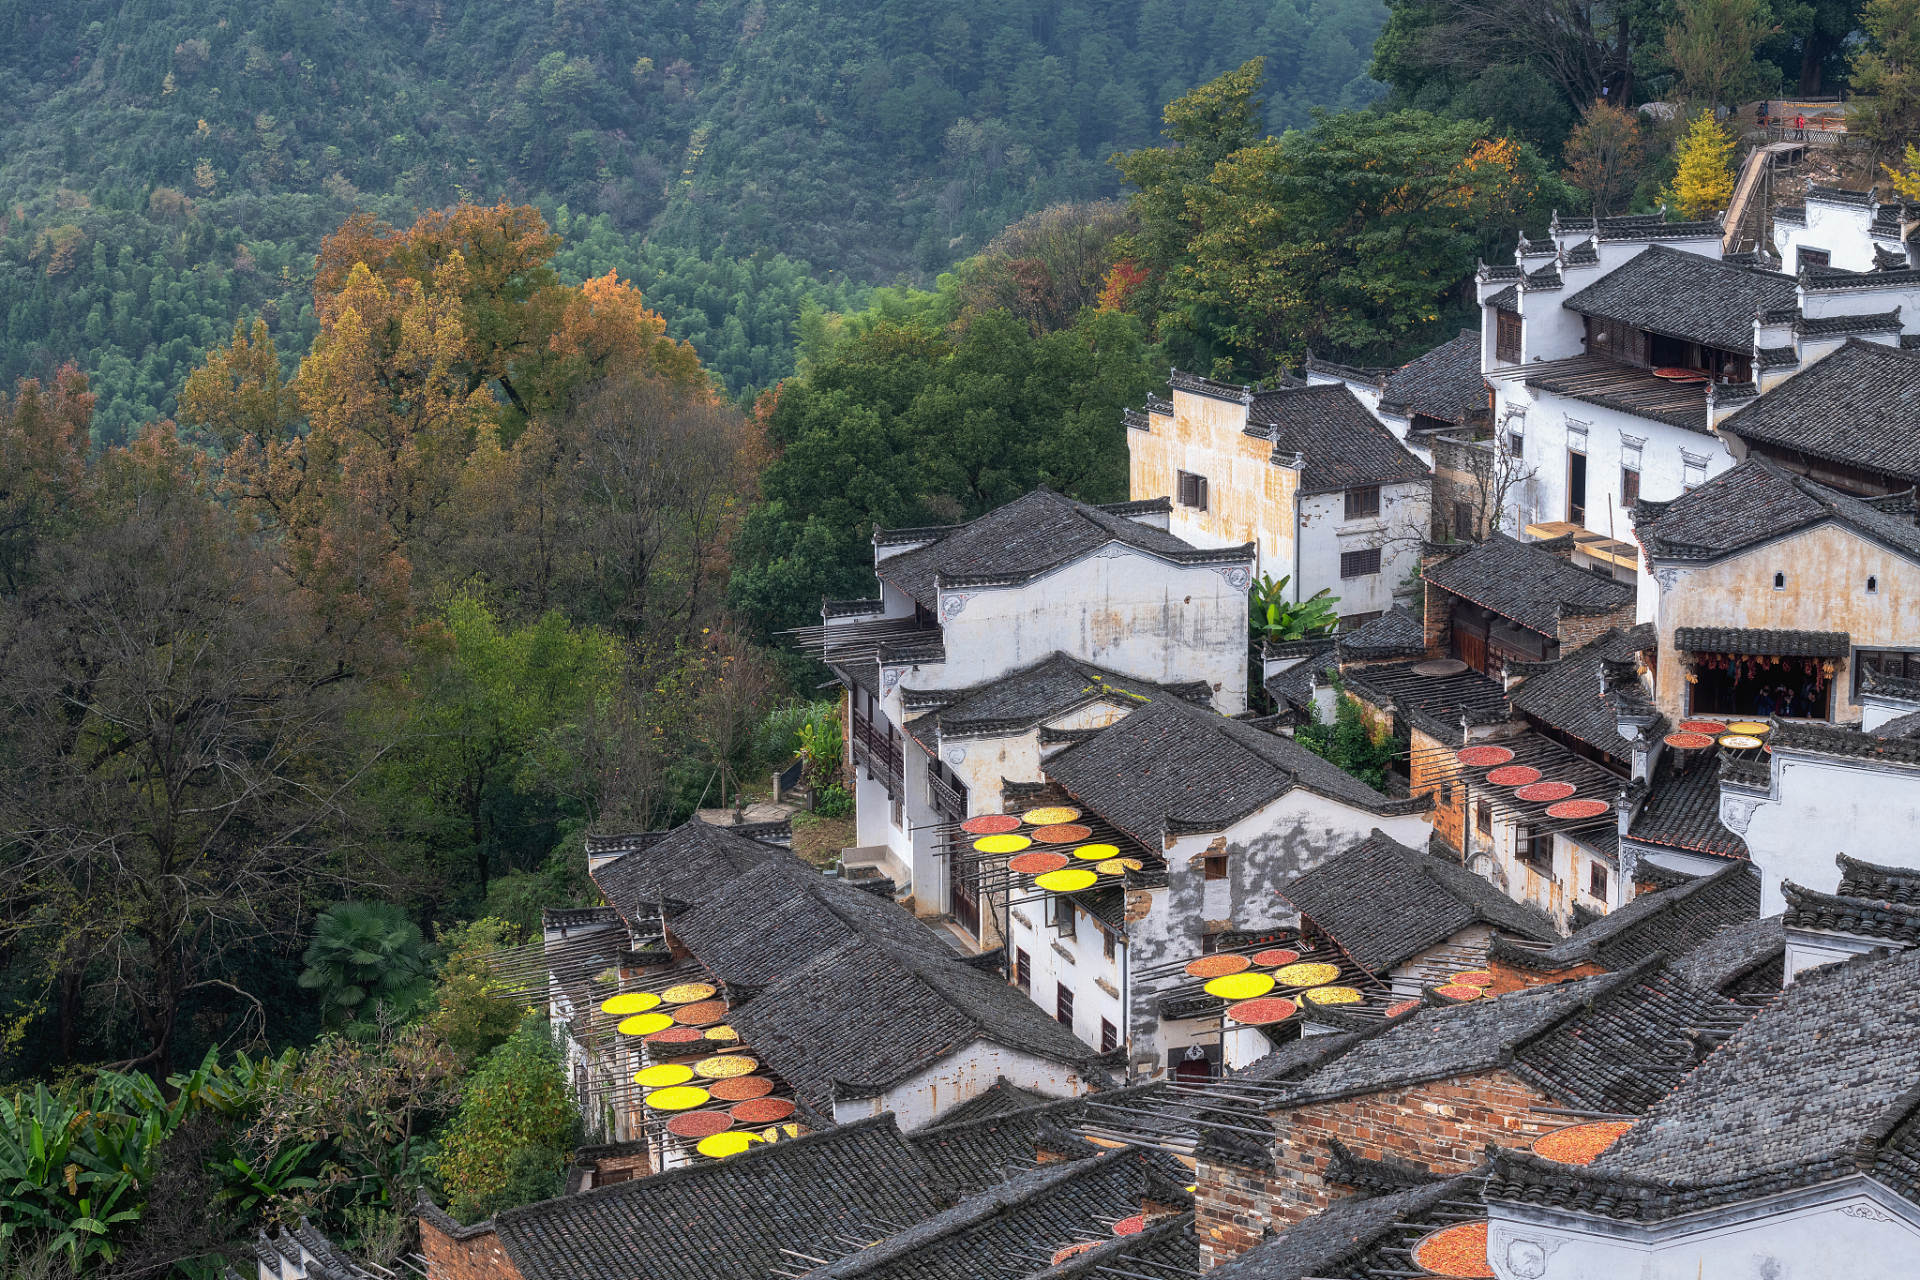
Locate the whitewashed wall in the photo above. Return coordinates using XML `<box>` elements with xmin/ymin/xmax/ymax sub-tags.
<box><xmin>1776</xmin><ymin>197</ymin><xmax>1878</xmax><ymax>273</ymax></box>
<box><xmin>1297</xmin><ymin>481</ymin><xmax>1429</xmax><ymax>617</ymax></box>
<box><xmin>1723</xmin><ymin>746</ymin><xmax>1920</xmax><ymax>915</ymax></box>
<box><xmin>830</xmin><ymin>1039</ymin><xmax>1090</xmax><ymax>1130</ymax></box>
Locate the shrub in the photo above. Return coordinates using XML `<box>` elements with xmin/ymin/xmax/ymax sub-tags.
<box><xmin>814</xmin><ymin>782</ymin><xmax>853</xmax><ymax>818</ymax></box>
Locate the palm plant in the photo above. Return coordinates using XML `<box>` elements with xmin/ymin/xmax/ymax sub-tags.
<box><xmin>1249</xmin><ymin>572</ymin><xmax>1340</xmax><ymax>642</ymax></box>
<box><xmin>298</xmin><ymin>901</ymin><xmax>437</xmax><ymax>1029</ymax></box>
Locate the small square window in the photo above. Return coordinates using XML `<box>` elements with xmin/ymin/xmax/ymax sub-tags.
<box><xmin>1341</xmin><ymin>547</ymin><xmax>1382</xmax><ymax>578</ymax></box>
<box><xmin>1475</xmin><ymin>800</ymin><xmax>1492</xmax><ymax>836</ymax></box>
<box><xmin>1867</xmin><ymin>575</ymin><xmax>1879</xmax><ymax>595</ymax></box>
<box><xmin>1508</xmin><ymin>430</ymin><xmax>1525</xmax><ymax>459</ymax></box>
<box><xmin>1202</xmin><ymin>855</ymin><xmax>1228</xmax><ymax>881</ymax></box>
<box><xmin>1103</xmin><ymin>927</ymin><xmax>1116</xmax><ymax>961</ymax></box>
<box><xmin>1177</xmin><ymin>470</ymin><xmax>1209</xmax><ymax>510</ymax></box>
<box><xmin>1441</xmin><ymin>781</ymin><xmax>1454</xmax><ymax>806</ymax></box>
<box><xmin>1773</xmin><ymin>571</ymin><xmax>1786</xmax><ymax>590</ymax></box>
<box><xmin>1051</xmin><ymin>896</ymin><xmax>1077</xmax><ymax>938</ymax></box>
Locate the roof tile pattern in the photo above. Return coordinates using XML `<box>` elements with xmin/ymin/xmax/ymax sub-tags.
<box><xmin>1378</xmin><ymin>329</ymin><xmax>1487</xmax><ymax>424</ymax></box>
<box><xmin>876</xmin><ymin>488</ymin><xmax>1250</xmax><ymax>611</ymax></box>
<box><xmin>1280</xmin><ymin>832</ymin><xmax>1559</xmax><ymax>975</ymax></box>
<box><xmin>903</xmin><ymin>653</ymin><xmax>1176</xmax><ymax>742</ymax></box>
<box><xmin>1247</xmin><ymin>384</ymin><xmax>1430</xmax><ymax>494</ymax></box>
<box><xmin>1497</xmin><ymin>861</ymin><xmax>1760</xmax><ymax>974</ymax></box>
<box><xmin>1637</xmin><ymin>454</ymin><xmax>1920</xmax><ymax>563</ymax></box>
<box><xmin>594</xmin><ymin>821</ymin><xmax>787</xmax><ymax>916</ymax></box>
<box><xmin>1509</xmin><ymin>625</ymin><xmax>1657</xmax><ymax>758</ymax></box>
<box><xmin>1043</xmin><ymin>697</ymin><xmax>1413</xmax><ymax>845</ymax></box>
<box><xmin>491</xmin><ymin>1114</ymin><xmax>943</xmax><ymax>1280</ymax></box>
<box><xmin>1559</xmin><ymin>245</ymin><xmax>1799</xmax><ymax>349</ymax></box>
<box><xmin>1205</xmin><ymin>1176</ymin><xmax>1482</xmax><ymax>1280</ymax></box>
<box><xmin>1627</xmin><ymin>756</ymin><xmax>1748</xmax><ymax>860</ymax></box>
<box><xmin>1423</xmin><ymin>534</ymin><xmax>1634</xmax><ymax>636</ymax></box>
<box><xmin>1340</xmin><ymin>659</ymin><xmax>1512</xmax><ymax>745</ymax></box>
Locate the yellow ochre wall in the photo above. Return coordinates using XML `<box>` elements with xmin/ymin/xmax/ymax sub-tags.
<box><xmin>1129</xmin><ymin>389</ymin><xmax>1299</xmax><ymax>580</ymax></box>
<box><xmin>1652</xmin><ymin>522</ymin><xmax>1920</xmax><ymax>720</ymax></box>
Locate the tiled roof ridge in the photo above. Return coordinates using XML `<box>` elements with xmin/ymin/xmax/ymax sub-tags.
<box><xmin>874</xmin><ymin>521</ymin><xmax>960</xmax><ymax>546</ymax></box>
<box><xmin>1863</xmin><ymin>667</ymin><xmax>1920</xmax><ymax>703</ymax></box>
<box><xmin>807</xmin><ymin>1147</ymin><xmax>1145</xmax><ymax>1278</ymax></box>
<box><xmin>1771</xmin><ymin>717</ymin><xmax>1920</xmax><ymax>765</ymax></box>
<box><xmin>1018</xmin><ymin>1210</ymin><xmax>1194</xmax><ymax>1279</ymax></box>
<box><xmin>1324</xmin><ymin>1136</ymin><xmax>1447</xmax><ymax>1192</ymax></box>
<box><xmin>1304</xmin><ymin>351</ymin><xmax>1391</xmax><ymax>383</ymax></box>
<box><xmin>499</xmin><ymin>1112</ymin><xmax>917</xmax><ymax>1223</ymax></box>
<box><xmin>1097</xmin><ymin>496</ymin><xmax>1173</xmax><ymax>516</ymax></box>
<box><xmin>1515</xmin><ymin>861</ymin><xmax>1756</xmax><ymax>967</ymax></box>
<box><xmin>1837</xmin><ymin>851</ymin><xmax>1920</xmax><ymax>902</ymax></box>
<box><xmin>1498</xmin><ymin>955</ymin><xmax>1667</xmax><ymax>1063</ymax></box>
<box><xmin>1169</xmin><ymin>367</ymin><xmax>1254</xmax><ymax>404</ymax></box>
<box><xmin>1808</xmin><ymin>184</ymin><xmax>1875</xmax><ymax>205</ymax></box>
<box><xmin>907</xmin><ymin>1084</ymin><xmax>1153</xmax><ymax>1143</ymax></box>
<box><xmin>1781</xmin><ymin>880</ymin><xmax>1920</xmax><ymax>943</ymax></box>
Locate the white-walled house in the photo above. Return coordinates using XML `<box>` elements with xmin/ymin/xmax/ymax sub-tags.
<box><xmin>1481</xmin><ymin>942</ymin><xmax>1920</xmax><ymax>1280</ymax></box>
<box><xmin>1032</xmin><ymin>694</ymin><xmax>1433</xmax><ymax>1078</ymax></box>
<box><xmin>805</xmin><ymin>486</ymin><xmax>1255</xmax><ymax>935</ymax></box>
<box><xmin>1125</xmin><ymin>371</ymin><xmax>1431</xmax><ymax>625</ymax></box>
<box><xmin>1307</xmin><ymin>329</ymin><xmax>1490</xmax><ymax>470</ymax></box>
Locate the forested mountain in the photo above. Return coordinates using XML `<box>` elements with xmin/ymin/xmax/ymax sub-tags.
<box><xmin>0</xmin><ymin>0</ymin><xmax>1388</xmax><ymax>438</ymax></box>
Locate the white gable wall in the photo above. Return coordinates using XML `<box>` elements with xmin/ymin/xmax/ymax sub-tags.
<box><xmin>832</xmin><ymin>1038</ymin><xmax>1090</xmax><ymax>1130</ymax></box>
<box><xmin>1722</xmin><ymin>747</ymin><xmax>1920</xmax><ymax>915</ymax></box>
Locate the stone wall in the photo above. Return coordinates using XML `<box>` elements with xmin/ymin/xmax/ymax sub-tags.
<box><xmin>1193</xmin><ymin>1068</ymin><xmax>1559</xmax><ymax>1270</ymax></box>
<box><xmin>1555</xmin><ymin>601</ymin><xmax>1639</xmax><ymax>652</ymax></box>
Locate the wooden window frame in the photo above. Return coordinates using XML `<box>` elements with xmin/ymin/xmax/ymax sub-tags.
<box><xmin>1177</xmin><ymin>470</ymin><xmax>1209</xmax><ymax>510</ymax></box>
<box><xmin>1056</xmin><ymin>982</ymin><xmax>1074</xmax><ymax>1027</ymax></box>
<box><xmin>1100</xmin><ymin>1018</ymin><xmax>1118</xmax><ymax>1054</ymax></box>
<box><xmin>1340</xmin><ymin>547</ymin><xmax>1382</xmax><ymax>578</ymax></box>
<box><xmin>1015</xmin><ymin>948</ymin><xmax>1031</xmax><ymax>991</ymax></box>
<box><xmin>1495</xmin><ymin>309</ymin><xmax>1522</xmax><ymax>362</ymax></box>
<box><xmin>1344</xmin><ymin>485</ymin><xmax>1381</xmax><ymax>520</ymax></box>
<box><xmin>1589</xmin><ymin>860</ymin><xmax>1610</xmax><ymax>901</ymax></box>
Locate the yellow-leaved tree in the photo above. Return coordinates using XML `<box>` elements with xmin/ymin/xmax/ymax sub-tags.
<box><xmin>1663</xmin><ymin>113</ymin><xmax>1736</xmax><ymax>221</ymax></box>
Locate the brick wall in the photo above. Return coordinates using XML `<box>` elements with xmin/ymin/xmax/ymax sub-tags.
<box><xmin>419</xmin><ymin>1207</ymin><xmax>523</xmax><ymax>1280</ymax></box>
<box><xmin>1421</xmin><ymin>559</ymin><xmax>1454</xmax><ymax>655</ymax></box>
<box><xmin>1556</xmin><ymin>602</ymin><xmax>1638</xmax><ymax>652</ymax></box>
<box><xmin>1409</xmin><ymin>726</ymin><xmax>1465</xmax><ymax>853</ymax></box>
<box><xmin>1193</xmin><ymin>1068</ymin><xmax>1558</xmax><ymax>1270</ymax></box>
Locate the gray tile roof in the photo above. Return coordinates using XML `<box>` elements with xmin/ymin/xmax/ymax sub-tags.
<box><xmin>1489</xmin><ymin>947</ymin><xmax>1920</xmax><ymax>1218</ymax></box>
<box><xmin>1508</xmin><ymin>625</ymin><xmax>1658</xmax><ymax>759</ymax></box>
<box><xmin>1247</xmin><ymin>384</ymin><xmax>1431</xmax><ymax>494</ymax></box>
<box><xmin>1485</xmin><ymin>284</ymin><xmax>1518</xmax><ymax>310</ymax></box>
<box><xmin>920</xmin><ymin>1078</ymin><xmax>1055</xmax><ymax>1129</ymax></box>
<box><xmin>1340</xmin><ymin>659</ymin><xmax>1512</xmax><ymax>745</ymax></box>
<box><xmin>1015</xmin><ymin>1210</ymin><xmax>1196</xmax><ymax>1280</ymax></box>
<box><xmin>593</xmin><ymin>820</ymin><xmax>788</xmax><ymax>917</ymax></box>
<box><xmin>1272</xmin><ymin>968</ymin><xmax>1631</xmax><ymax>1108</ymax></box>
<box><xmin>906</xmin><ymin>1094</ymin><xmax>1107</xmax><ymax>1195</ymax></box>
<box><xmin>490</xmin><ymin>1113</ymin><xmax>945</xmax><ymax>1280</ymax></box>
<box><xmin>900</xmin><ymin>652</ymin><xmax>1187</xmax><ymax>742</ymax></box>
<box><xmin>666</xmin><ymin>860</ymin><xmax>1102</xmax><ymax>1114</ymax></box>
<box><xmin>1716</xmin><ymin>338</ymin><xmax>1920</xmax><ymax>482</ymax></box>
<box><xmin>1771</xmin><ymin>716</ymin><xmax>1920</xmax><ymax>766</ymax></box>
<box><xmin>1669</xmin><ymin>625</ymin><xmax>1852</xmax><ymax>657</ymax></box>
<box><xmin>1627</xmin><ymin>755</ymin><xmax>1748</xmax><ymax>861</ymax></box>
<box><xmin>1559</xmin><ymin>245</ymin><xmax>1799</xmax><ymax>350</ymax></box>
<box><xmin>804</xmin><ymin>1146</ymin><xmax>1187</xmax><ymax>1280</ymax></box>
<box><xmin>1262</xmin><ymin>640</ymin><xmax>1337</xmax><ymax>714</ymax></box>
<box><xmin>1335</xmin><ymin>606</ymin><xmax>1427</xmax><ymax>661</ymax></box>
<box><xmin>1521</xmin><ymin>355</ymin><xmax>1712</xmax><ymax>432</ymax></box>
<box><xmin>1422</xmin><ymin>534</ymin><xmax>1635</xmax><ymax>637</ymax></box>
<box><xmin>1839</xmin><ymin>852</ymin><xmax>1920</xmax><ymax>904</ymax></box>
<box><xmin>1042</xmin><ymin>697</ymin><xmax>1418</xmax><ymax>846</ymax></box>
<box><xmin>1279</xmin><ymin>832</ymin><xmax>1559</xmax><ymax>974</ymax></box>
<box><xmin>874</xmin><ymin>488</ymin><xmax>1252</xmax><ymax>611</ymax></box>
<box><xmin>1377</xmin><ymin>329</ymin><xmax>1486</xmax><ymax>424</ymax></box>
<box><xmin>1781</xmin><ymin>880</ymin><xmax>1920</xmax><ymax>943</ymax></box>
<box><xmin>1205</xmin><ymin>1175</ymin><xmax>1484</xmax><ymax>1280</ymax></box>
<box><xmin>1668</xmin><ymin>913</ymin><xmax>1785</xmax><ymax>994</ymax></box>
<box><xmin>1492</xmin><ymin>860</ymin><xmax>1759</xmax><ymax>975</ymax></box>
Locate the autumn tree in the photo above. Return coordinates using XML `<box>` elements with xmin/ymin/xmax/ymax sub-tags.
<box><xmin>176</xmin><ymin>316</ymin><xmax>302</xmax><ymax>450</ymax></box>
<box><xmin>1664</xmin><ymin>112</ymin><xmax>1737</xmax><ymax>219</ymax></box>
<box><xmin>957</xmin><ymin>202</ymin><xmax>1137</xmax><ymax>336</ymax></box>
<box><xmin>1563</xmin><ymin>100</ymin><xmax>1647</xmax><ymax>218</ymax></box>
<box><xmin>0</xmin><ymin>363</ymin><xmax>92</xmax><ymax>594</ymax></box>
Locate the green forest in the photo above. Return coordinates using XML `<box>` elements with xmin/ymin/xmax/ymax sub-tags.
<box><xmin>0</xmin><ymin>0</ymin><xmax>1393</xmax><ymax>436</ymax></box>
<box><xmin>1</xmin><ymin>0</ymin><xmax>1906</xmax><ymax>1272</ymax></box>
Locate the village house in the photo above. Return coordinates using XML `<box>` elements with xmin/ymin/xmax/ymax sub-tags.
<box><xmin>1716</xmin><ymin>338</ymin><xmax>1920</xmax><ymax>494</ymax></box>
<box><xmin>561</xmin><ymin>820</ymin><xmax>1106</xmax><ymax>1154</ymax></box>
<box><xmin>1022</xmin><ymin>692</ymin><xmax>1432</xmax><ymax>1078</ymax></box>
<box><xmin>1276</xmin><ymin>831</ymin><xmax>1559</xmax><ymax>996</ymax></box>
<box><xmin>1481</xmin><ymin>943</ymin><xmax>1920</xmax><ymax>1279</ymax></box>
<box><xmin>798</xmin><ymin>486</ymin><xmax>1253</xmax><ymax>942</ymax></box>
<box><xmin>1305</xmin><ymin>328</ymin><xmax>1490</xmax><ymax>469</ymax></box>
<box><xmin>1185</xmin><ymin>956</ymin><xmax>1751</xmax><ymax>1268</ymax></box>
<box><xmin>1124</xmin><ymin>370</ymin><xmax>1431</xmax><ymax>626</ymax></box>
<box><xmin>1631</xmin><ymin>455</ymin><xmax>1920</xmax><ymax>726</ymax></box>
<box><xmin>1772</xmin><ymin>182</ymin><xmax>1919</xmax><ymax>274</ymax></box>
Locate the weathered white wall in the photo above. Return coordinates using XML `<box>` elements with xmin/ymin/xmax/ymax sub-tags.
<box><xmin>1723</xmin><ymin>747</ymin><xmax>1920</xmax><ymax>915</ymax></box>
<box><xmin>831</xmin><ymin>1038</ymin><xmax>1088</xmax><ymax>1130</ymax></box>
<box><xmin>1777</xmin><ymin>197</ymin><xmax>1879</xmax><ymax>274</ymax></box>
<box><xmin>1011</xmin><ymin>892</ymin><xmax>1128</xmax><ymax>1058</ymax></box>
<box><xmin>922</xmin><ymin>547</ymin><xmax>1250</xmax><ymax>710</ymax></box>
<box><xmin>1296</xmin><ymin>481</ymin><xmax>1429</xmax><ymax>618</ymax></box>
<box><xmin>1646</xmin><ymin>521</ymin><xmax>1920</xmax><ymax>721</ymax></box>
<box><xmin>1485</xmin><ymin>1181</ymin><xmax>1920</xmax><ymax>1280</ymax></box>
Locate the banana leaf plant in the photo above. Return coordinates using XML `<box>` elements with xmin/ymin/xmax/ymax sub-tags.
<box><xmin>1249</xmin><ymin>572</ymin><xmax>1340</xmax><ymax>642</ymax></box>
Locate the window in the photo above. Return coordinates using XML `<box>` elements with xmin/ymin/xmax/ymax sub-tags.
<box><xmin>1799</xmin><ymin>247</ymin><xmax>1831</xmax><ymax>271</ymax></box>
<box><xmin>1344</xmin><ymin>485</ymin><xmax>1381</xmax><ymax>520</ymax></box>
<box><xmin>1015</xmin><ymin>948</ymin><xmax>1031</xmax><ymax>991</ymax></box>
<box><xmin>1518</xmin><ymin>826</ymin><xmax>1551</xmax><ymax>872</ymax></box>
<box><xmin>1855</xmin><ymin>649</ymin><xmax>1920</xmax><ymax>697</ymax></box>
<box><xmin>1202</xmin><ymin>855</ymin><xmax>1228</xmax><ymax>881</ymax></box>
<box><xmin>1868</xmin><ymin>575</ymin><xmax>1880</xmax><ymax>595</ymax></box>
<box><xmin>1589</xmin><ymin>861</ymin><xmax>1610</xmax><ymax>901</ymax></box>
<box><xmin>1621</xmin><ymin>465</ymin><xmax>1640</xmax><ymax>507</ymax></box>
<box><xmin>890</xmin><ymin>790</ymin><xmax>903</xmax><ymax>828</ymax></box>
<box><xmin>1341</xmin><ymin>547</ymin><xmax>1382</xmax><ymax>578</ymax></box>
<box><xmin>1496</xmin><ymin>309</ymin><xmax>1522</xmax><ymax>362</ymax></box>
<box><xmin>1177</xmin><ymin>470</ymin><xmax>1209</xmax><ymax>510</ymax></box>
<box><xmin>1682</xmin><ymin>452</ymin><xmax>1708</xmax><ymax>490</ymax></box>
<box><xmin>1340</xmin><ymin>611</ymin><xmax>1384</xmax><ymax>631</ymax></box>
<box><xmin>1507</xmin><ymin>428</ymin><xmax>1525</xmax><ymax>459</ymax></box>
<box><xmin>1475</xmin><ymin>800</ymin><xmax>1493</xmax><ymax>837</ymax></box>
<box><xmin>1100</xmin><ymin>1018</ymin><xmax>1118</xmax><ymax>1054</ymax></box>
<box><xmin>1103</xmin><ymin>926</ymin><xmax>1116</xmax><ymax>961</ymax></box>
<box><xmin>1453</xmin><ymin>499</ymin><xmax>1476</xmax><ymax>540</ymax></box>
<box><xmin>1773</xmin><ymin>571</ymin><xmax>1786</xmax><ymax>590</ymax></box>
<box><xmin>1441</xmin><ymin>781</ymin><xmax>1454</xmax><ymax>806</ymax></box>
<box><xmin>1050</xmin><ymin>896</ymin><xmax>1077</xmax><ymax>938</ymax></box>
<box><xmin>1056</xmin><ymin>983</ymin><xmax>1074</xmax><ymax>1027</ymax></box>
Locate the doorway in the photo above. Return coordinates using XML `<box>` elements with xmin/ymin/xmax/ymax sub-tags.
<box><xmin>1568</xmin><ymin>450</ymin><xmax>1588</xmax><ymax>524</ymax></box>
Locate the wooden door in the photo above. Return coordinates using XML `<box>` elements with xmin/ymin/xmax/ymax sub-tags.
<box><xmin>1454</xmin><ymin>630</ymin><xmax>1488</xmax><ymax>674</ymax></box>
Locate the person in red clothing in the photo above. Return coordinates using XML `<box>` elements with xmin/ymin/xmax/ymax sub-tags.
<box><xmin>1794</xmin><ymin>113</ymin><xmax>1807</xmax><ymax>139</ymax></box>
